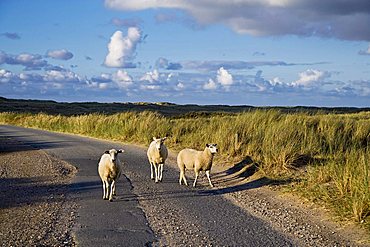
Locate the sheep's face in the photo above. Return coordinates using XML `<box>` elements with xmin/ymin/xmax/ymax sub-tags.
<box><xmin>104</xmin><ymin>149</ymin><xmax>124</xmax><ymax>162</ymax></box>
<box><xmin>153</xmin><ymin>137</ymin><xmax>167</xmax><ymax>151</ymax></box>
<box><xmin>206</xmin><ymin>144</ymin><xmax>218</xmax><ymax>154</ymax></box>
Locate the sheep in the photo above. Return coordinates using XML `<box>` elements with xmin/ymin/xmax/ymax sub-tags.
<box><xmin>98</xmin><ymin>149</ymin><xmax>124</xmax><ymax>201</ymax></box>
<box><xmin>177</xmin><ymin>143</ymin><xmax>218</xmax><ymax>188</ymax></box>
<box><xmin>147</xmin><ymin>137</ymin><xmax>168</xmax><ymax>183</ymax></box>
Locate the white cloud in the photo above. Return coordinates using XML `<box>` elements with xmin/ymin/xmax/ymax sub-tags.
<box><xmin>0</xmin><ymin>69</ymin><xmax>14</xmax><ymax>83</ymax></box>
<box><xmin>166</xmin><ymin>73</ymin><xmax>173</xmax><ymax>82</ymax></box>
<box><xmin>140</xmin><ymin>69</ymin><xmax>159</xmax><ymax>83</ymax></box>
<box><xmin>3</xmin><ymin>65</ymin><xmax>370</xmax><ymax>106</ymax></box>
<box><xmin>0</xmin><ymin>68</ymin><xmax>89</xmax><ymax>98</ymax></box>
<box><xmin>105</xmin><ymin>0</ymin><xmax>370</xmax><ymax>41</ymax></box>
<box><xmin>90</xmin><ymin>71</ymin><xmax>135</xmax><ymax>90</ymax></box>
<box><xmin>19</xmin><ymin>72</ymin><xmax>43</xmax><ymax>82</ymax></box>
<box><xmin>99</xmin><ymin>83</ymin><xmax>110</xmax><ymax>89</ymax></box>
<box><xmin>105</xmin><ymin>0</ymin><xmax>180</xmax><ymax>11</ymax></box>
<box><xmin>100</xmin><ymin>73</ymin><xmax>111</xmax><ymax>81</ymax></box>
<box><xmin>156</xmin><ymin>57</ymin><xmax>169</xmax><ymax>68</ymax></box>
<box><xmin>217</xmin><ymin>67</ymin><xmax>233</xmax><ymax>87</ymax></box>
<box><xmin>140</xmin><ymin>84</ymin><xmax>161</xmax><ymax>90</ymax></box>
<box><xmin>155</xmin><ymin>57</ymin><xmax>183</xmax><ymax>70</ymax></box>
<box><xmin>253</xmin><ymin>70</ymin><xmax>273</xmax><ymax>92</ymax></box>
<box><xmin>16</xmin><ymin>54</ymin><xmax>48</xmax><ymax>69</ymax></box>
<box><xmin>155</xmin><ymin>12</ymin><xmax>178</xmax><ymax>23</ymax></box>
<box><xmin>334</xmin><ymin>80</ymin><xmax>370</xmax><ymax>97</ymax></box>
<box><xmin>45</xmin><ymin>82</ymin><xmax>64</xmax><ymax>90</ymax></box>
<box><xmin>112</xmin><ymin>69</ymin><xmax>133</xmax><ymax>88</ymax></box>
<box><xmin>86</xmin><ymin>81</ymin><xmax>99</xmax><ymax>88</ymax></box>
<box><xmin>176</xmin><ymin>82</ymin><xmax>185</xmax><ymax>90</ymax></box>
<box><xmin>154</xmin><ymin>58</ymin><xmax>324</xmax><ymax>72</ymax></box>
<box><xmin>17</xmin><ymin>53</ymin><xmax>35</xmax><ymax>63</ymax></box>
<box><xmin>87</xmin><ymin>75</ymin><xmax>112</xmax><ymax>90</ymax></box>
<box><xmin>46</xmin><ymin>49</ymin><xmax>74</xmax><ymax>60</ymax></box>
<box><xmin>291</xmin><ymin>69</ymin><xmax>331</xmax><ymax>87</ymax></box>
<box><xmin>0</xmin><ymin>51</ymin><xmax>48</xmax><ymax>70</ymax></box>
<box><xmin>359</xmin><ymin>43</ymin><xmax>370</xmax><ymax>55</ymax></box>
<box><xmin>269</xmin><ymin>77</ymin><xmax>283</xmax><ymax>86</ymax></box>
<box><xmin>44</xmin><ymin>70</ymin><xmax>82</xmax><ymax>83</ymax></box>
<box><xmin>104</xmin><ymin>27</ymin><xmax>141</xmax><ymax>68</ymax></box>
<box><xmin>201</xmin><ymin>68</ymin><xmax>233</xmax><ymax>91</ymax></box>
<box><xmin>19</xmin><ymin>73</ymin><xmax>29</xmax><ymax>80</ymax></box>
<box><xmin>203</xmin><ymin>79</ymin><xmax>217</xmax><ymax>90</ymax></box>
<box><xmin>91</xmin><ymin>73</ymin><xmax>112</xmax><ymax>83</ymax></box>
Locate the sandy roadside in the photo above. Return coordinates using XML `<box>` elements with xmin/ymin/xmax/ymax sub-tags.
<box><xmin>0</xmin><ymin>137</ymin><xmax>77</xmax><ymax>246</ymax></box>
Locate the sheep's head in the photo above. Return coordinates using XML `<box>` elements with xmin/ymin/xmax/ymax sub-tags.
<box><xmin>104</xmin><ymin>149</ymin><xmax>124</xmax><ymax>162</ymax></box>
<box><xmin>153</xmin><ymin>137</ymin><xmax>167</xmax><ymax>151</ymax></box>
<box><xmin>206</xmin><ymin>144</ymin><xmax>218</xmax><ymax>154</ymax></box>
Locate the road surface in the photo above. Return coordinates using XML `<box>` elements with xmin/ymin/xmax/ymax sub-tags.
<box><xmin>0</xmin><ymin>125</ymin><xmax>298</xmax><ymax>246</ymax></box>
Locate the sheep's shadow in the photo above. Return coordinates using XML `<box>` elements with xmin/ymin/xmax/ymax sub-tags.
<box><xmin>0</xmin><ymin>177</ymin><xmax>72</xmax><ymax>209</ymax></box>
<box><xmin>116</xmin><ymin>156</ymin><xmax>293</xmax><ymax>202</ymax></box>
<box><xmin>197</xmin><ymin>177</ymin><xmax>294</xmax><ymax>196</ymax></box>
<box><xmin>0</xmin><ymin>176</ymin><xmax>102</xmax><ymax>210</ymax></box>
<box><xmin>115</xmin><ymin>176</ymin><xmax>292</xmax><ymax>203</ymax></box>
<box><xmin>0</xmin><ymin>138</ymin><xmax>74</xmax><ymax>153</ymax></box>
<box><xmin>213</xmin><ymin>156</ymin><xmax>254</xmax><ymax>177</ymax></box>
<box><xmin>212</xmin><ymin>156</ymin><xmax>258</xmax><ymax>184</ymax></box>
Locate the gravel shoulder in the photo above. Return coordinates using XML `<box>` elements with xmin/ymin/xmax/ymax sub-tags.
<box><xmin>0</xmin><ymin>137</ymin><xmax>77</xmax><ymax>246</ymax></box>
<box><xmin>222</xmin><ymin>179</ymin><xmax>370</xmax><ymax>247</ymax></box>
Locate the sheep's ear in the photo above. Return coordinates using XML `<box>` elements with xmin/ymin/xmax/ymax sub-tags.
<box><xmin>104</xmin><ymin>150</ymin><xmax>110</xmax><ymax>154</ymax></box>
<box><xmin>153</xmin><ymin>137</ymin><xmax>157</xmax><ymax>141</ymax></box>
<box><xmin>214</xmin><ymin>144</ymin><xmax>217</xmax><ymax>146</ymax></box>
<box><xmin>206</xmin><ymin>144</ymin><xmax>210</xmax><ymax>147</ymax></box>
<box><xmin>118</xmin><ymin>149</ymin><xmax>124</xmax><ymax>153</ymax></box>
<box><xmin>162</xmin><ymin>137</ymin><xmax>167</xmax><ymax>141</ymax></box>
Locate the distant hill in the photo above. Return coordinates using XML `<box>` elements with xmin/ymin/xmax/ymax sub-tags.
<box><xmin>0</xmin><ymin>97</ymin><xmax>369</xmax><ymax>117</ymax></box>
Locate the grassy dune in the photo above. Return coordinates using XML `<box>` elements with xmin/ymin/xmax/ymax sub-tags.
<box><xmin>0</xmin><ymin>110</ymin><xmax>369</xmax><ymax>228</ymax></box>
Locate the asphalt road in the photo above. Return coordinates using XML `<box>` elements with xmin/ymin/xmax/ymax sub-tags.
<box><xmin>0</xmin><ymin>125</ymin><xmax>297</xmax><ymax>246</ymax></box>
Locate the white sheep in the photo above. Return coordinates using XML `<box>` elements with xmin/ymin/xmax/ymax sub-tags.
<box><xmin>177</xmin><ymin>143</ymin><xmax>218</xmax><ymax>187</ymax></box>
<box><xmin>147</xmin><ymin>137</ymin><xmax>168</xmax><ymax>183</ymax></box>
<box><xmin>98</xmin><ymin>149</ymin><xmax>124</xmax><ymax>201</ymax></box>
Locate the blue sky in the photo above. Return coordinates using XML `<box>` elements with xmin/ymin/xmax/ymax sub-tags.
<box><xmin>1</xmin><ymin>0</ymin><xmax>370</xmax><ymax>106</ymax></box>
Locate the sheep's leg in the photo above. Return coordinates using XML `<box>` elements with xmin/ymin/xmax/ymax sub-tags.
<box><xmin>109</xmin><ymin>180</ymin><xmax>115</xmax><ymax>201</ymax></box>
<box><xmin>104</xmin><ymin>180</ymin><xmax>110</xmax><ymax>200</ymax></box>
<box><xmin>150</xmin><ymin>162</ymin><xmax>154</xmax><ymax>180</ymax></box>
<box><xmin>112</xmin><ymin>180</ymin><xmax>116</xmax><ymax>196</ymax></box>
<box><xmin>158</xmin><ymin>163</ymin><xmax>163</xmax><ymax>181</ymax></box>
<box><xmin>178</xmin><ymin>166</ymin><xmax>183</xmax><ymax>185</ymax></box>
<box><xmin>153</xmin><ymin>163</ymin><xmax>159</xmax><ymax>183</ymax></box>
<box><xmin>206</xmin><ymin>170</ymin><xmax>214</xmax><ymax>187</ymax></box>
<box><xmin>156</xmin><ymin>164</ymin><xmax>160</xmax><ymax>182</ymax></box>
<box><xmin>193</xmin><ymin>171</ymin><xmax>199</xmax><ymax>187</ymax></box>
<box><xmin>102</xmin><ymin>180</ymin><xmax>107</xmax><ymax>199</ymax></box>
<box><xmin>183</xmin><ymin>175</ymin><xmax>188</xmax><ymax>186</ymax></box>
<box><xmin>179</xmin><ymin>168</ymin><xmax>188</xmax><ymax>186</ymax></box>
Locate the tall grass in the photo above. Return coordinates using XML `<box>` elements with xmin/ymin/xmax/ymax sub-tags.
<box><xmin>0</xmin><ymin>110</ymin><xmax>369</xmax><ymax>226</ymax></box>
<box><xmin>302</xmin><ymin>150</ymin><xmax>370</xmax><ymax>224</ymax></box>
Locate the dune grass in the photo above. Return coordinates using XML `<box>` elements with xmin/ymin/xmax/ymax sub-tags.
<box><xmin>0</xmin><ymin>110</ymin><xmax>369</xmax><ymax>228</ymax></box>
